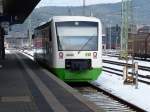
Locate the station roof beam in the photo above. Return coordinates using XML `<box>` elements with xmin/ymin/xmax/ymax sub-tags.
<box><xmin>1</xmin><ymin>0</ymin><xmax>41</xmax><ymax>24</ymax></box>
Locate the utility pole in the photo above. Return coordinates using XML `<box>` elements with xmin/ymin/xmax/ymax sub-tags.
<box><xmin>121</xmin><ymin>0</ymin><xmax>130</xmax><ymax>59</ymax></box>
<box><xmin>121</xmin><ymin>0</ymin><xmax>134</xmax><ymax>58</ymax></box>
<box><xmin>83</xmin><ymin>0</ymin><xmax>85</xmax><ymax>16</ymax></box>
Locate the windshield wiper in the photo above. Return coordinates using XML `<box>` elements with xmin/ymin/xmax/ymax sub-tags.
<box><xmin>78</xmin><ymin>35</ymin><xmax>96</xmax><ymax>54</ymax></box>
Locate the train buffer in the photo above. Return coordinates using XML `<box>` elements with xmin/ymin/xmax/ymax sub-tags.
<box><xmin>0</xmin><ymin>51</ymin><xmax>105</xmax><ymax>112</ymax></box>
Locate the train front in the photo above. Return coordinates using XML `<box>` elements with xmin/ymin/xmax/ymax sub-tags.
<box><xmin>53</xmin><ymin>17</ymin><xmax>102</xmax><ymax>82</ymax></box>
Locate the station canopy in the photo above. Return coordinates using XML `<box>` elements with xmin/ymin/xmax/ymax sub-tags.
<box><xmin>0</xmin><ymin>0</ymin><xmax>41</xmax><ymax>24</ymax></box>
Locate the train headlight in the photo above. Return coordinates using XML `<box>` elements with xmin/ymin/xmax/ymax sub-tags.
<box><xmin>93</xmin><ymin>52</ymin><xmax>97</xmax><ymax>59</ymax></box>
<box><xmin>59</xmin><ymin>52</ymin><xmax>63</xmax><ymax>59</ymax></box>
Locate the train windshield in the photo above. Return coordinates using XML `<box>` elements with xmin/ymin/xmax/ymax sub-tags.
<box><xmin>56</xmin><ymin>21</ymin><xmax>98</xmax><ymax>51</ymax></box>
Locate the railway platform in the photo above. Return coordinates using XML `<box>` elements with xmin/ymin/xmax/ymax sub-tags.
<box><xmin>0</xmin><ymin>50</ymin><xmax>104</xmax><ymax>112</ymax></box>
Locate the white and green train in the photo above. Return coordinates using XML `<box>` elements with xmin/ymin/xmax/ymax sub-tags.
<box><xmin>34</xmin><ymin>16</ymin><xmax>102</xmax><ymax>82</ymax></box>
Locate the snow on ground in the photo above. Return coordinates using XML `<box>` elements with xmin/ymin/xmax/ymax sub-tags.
<box><xmin>19</xmin><ymin>50</ymin><xmax>34</xmax><ymax>60</ymax></box>
<box><xmin>95</xmin><ymin>71</ymin><xmax>150</xmax><ymax>111</ymax></box>
<box><xmin>95</xmin><ymin>72</ymin><xmax>150</xmax><ymax>111</ymax></box>
<box><xmin>23</xmin><ymin>50</ymin><xmax>34</xmax><ymax>56</ymax></box>
<box><xmin>5</xmin><ymin>49</ymin><xmax>11</xmax><ymax>54</ymax></box>
<box><xmin>93</xmin><ymin>55</ymin><xmax>150</xmax><ymax>111</ymax></box>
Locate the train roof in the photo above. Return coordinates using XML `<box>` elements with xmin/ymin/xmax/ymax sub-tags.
<box><xmin>50</xmin><ymin>16</ymin><xmax>100</xmax><ymax>22</ymax></box>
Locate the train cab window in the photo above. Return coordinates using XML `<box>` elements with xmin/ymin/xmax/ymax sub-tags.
<box><xmin>56</xmin><ymin>21</ymin><xmax>98</xmax><ymax>51</ymax></box>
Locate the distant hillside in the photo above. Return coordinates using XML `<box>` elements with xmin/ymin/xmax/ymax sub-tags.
<box><xmin>10</xmin><ymin>0</ymin><xmax>150</xmax><ymax>35</ymax></box>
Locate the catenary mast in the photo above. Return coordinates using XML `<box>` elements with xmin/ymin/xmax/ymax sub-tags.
<box><xmin>121</xmin><ymin>0</ymin><xmax>131</xmax><ymax>59</ymax></box>
<box><xmin>121</xmin><ymin>0</ymin><xmax>137</xmax><ymax>85</ymax></box>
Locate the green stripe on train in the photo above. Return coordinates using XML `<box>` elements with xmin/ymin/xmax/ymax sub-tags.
<box><xmin>50</xmin><ymin>68</ymin><xmax>102</xmax><ymax>82</ymax></box>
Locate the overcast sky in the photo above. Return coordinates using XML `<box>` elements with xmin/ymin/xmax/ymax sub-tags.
<box><xmin>36</xmin><ymin>0</ymin><xmax>122</xmax><ymax>7</ymax></box>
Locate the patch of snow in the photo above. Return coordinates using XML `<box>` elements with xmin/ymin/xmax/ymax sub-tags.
<box><xmin>5</xmin><ymin>50</ymin><xmax>11</xmax><ymax>54</ymax></box>
<box><xmin>18</xmin><ymin>50</ymin><xmax>34</xmax><ymax>61</ymax></box>
<box><xmin>96</xmin><ymin>56</ymin><xmax>150</xmax><ymax>111</ymax></box>
<box><xmin>96</xmin><ymin>72</ymin><xmax>150</xmax><ymax>111</ymax></box>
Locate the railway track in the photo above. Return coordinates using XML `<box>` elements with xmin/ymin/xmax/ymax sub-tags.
<box><xmin>103</xmin><ymin>66</ymin><xmax>150</xmax><ymax>85</ymax></box>
<box><xmin>103</xmin><ymin>59</ymin><xmax>150</xmax><ymax>72</ymax></box>
<box><xmin>103</xmin><ymin>59</ymin><xmax>150</xmax><ymax>85</ymax></box>
<box><xmin>70</xmin><ymin>83</ymin><xmax>145</xmax><ymax>112</ymax></box>
<box><xmin>104</xmin><ymin>54</ymin><xmax>150</xmax><ymax>62</ymax></box>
